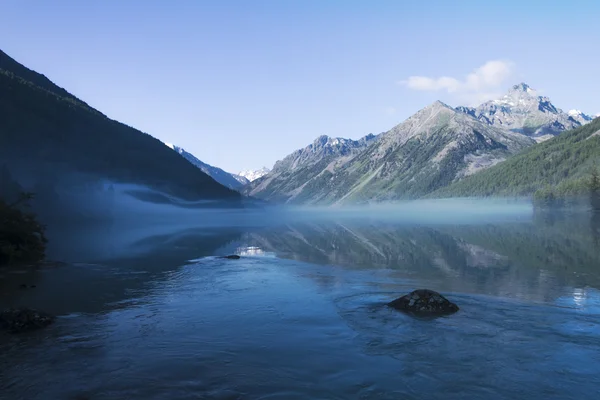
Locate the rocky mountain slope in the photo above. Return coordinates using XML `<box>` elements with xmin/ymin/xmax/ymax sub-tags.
<box><xmin>165</xmin><ymin>143</ymin><xmax>249</xmax><ymax>190</ymax></box>
<box><xmin>431</xmin><ymin>117</ymin><xmax>600</xmax><ymax>199</ymax></box>
<box><xmin>456</xmin><ymin>83</ymin><xmax>593</xmax><ymax>141</ymax></box>
<box><xmin>0</xmin><ymin>48</ymin><xmax>239</xmax><ymax>203</ymax></box>
<box><xmin>247</xmin><ymin>102</ymin><xmax>533</xmax><ymax>204</ymax></box>
<box><xmin>244</xmin><ymin>133</ymin><xmax>378</xmax><ymax>203</ymax></box>
<box><xmin>247</xmin><ymin>83</ymin><xmax>592</xmax><ymax>204</ymax></box>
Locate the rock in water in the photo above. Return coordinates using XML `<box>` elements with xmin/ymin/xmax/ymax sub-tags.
<box><xmin>0</xmin><ymin>308</ymin><xmax>55</xmax><ymax>333</ymax></box>
<box><xmin>388</xmin><ymin>289</ymin><xmax>459</xmax><ymax>315</ymax></box>
<box><xmin>220</xmin><ymin>255</ymin><xmax>241</xmax><ymax>260</ymax></box>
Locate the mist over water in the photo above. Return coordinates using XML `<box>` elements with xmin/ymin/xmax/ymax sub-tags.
<box><xmin>81</xmin><ymin>184</ymin><xmax>536</xmax><ymax>225</ymax></box>
<box><xmin>2</xmin><ymin>199</ymin><xmax>599</xmax><ymax>399</ymax></box>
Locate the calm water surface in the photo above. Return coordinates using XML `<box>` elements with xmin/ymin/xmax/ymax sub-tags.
<box><xmin>1</xmin><ymin>207</ymin><xmax>600</xmax><ymax>399</ymax></box>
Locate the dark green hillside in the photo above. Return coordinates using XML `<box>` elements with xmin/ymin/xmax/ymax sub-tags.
<box><xmin>0</xmin><ymin>49</ymin><xmax>239</xmax><ymax>201</ymax></box>
<box><xmin>431</xmin><ymin>118</ymin><xmax>600</xmax><ymax>199</ymax></box>
<box><xmin>0</xmin><ymin>49</ymin><xmax>85</xmax><ymax>107</ymax></box>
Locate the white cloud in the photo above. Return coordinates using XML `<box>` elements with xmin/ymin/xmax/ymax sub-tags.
<box><xmin>400</xmin><ymin>76</ymin><xmax>461</xmax><ymax>92</ymax></box>
<box><xmin>398</xmin><ymin>60</ymin><xmax>516</xmax><ymax>105</ymax></box>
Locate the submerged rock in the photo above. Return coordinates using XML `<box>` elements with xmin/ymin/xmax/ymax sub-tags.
<box><xmin>220</xmin><ymin>255</ymin><xmax>241</xmax><ymax>260</ymax></box>
<box><xmin>0</xmin><ymin>308</ymin><xmax>55</xmax><ymax>333</ymax></box>
<box><xmin>388</xmin><ymin>289</ymin><xmax>459</xmax><ymax>315</ymax></box>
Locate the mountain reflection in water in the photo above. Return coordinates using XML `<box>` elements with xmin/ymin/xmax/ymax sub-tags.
<box><xmin>1</xmin><ymin>208</ymin><xmax>599</xmax><ymax>399</ymax></box>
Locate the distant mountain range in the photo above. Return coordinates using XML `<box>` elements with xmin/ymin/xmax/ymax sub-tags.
<box><xmin>238</xmin><ymin>167</ymin><xmax>271</xmax><ymax>182</ymax></box>
<box><xmin>0</xmin><ymin>48</ymin><xmax>239</xmax><ymax>208</ymax></box>
<box><xmin>161</xmin><ymin>143</ymin><xmax>272</xmax><ymax>190</ymax></box>
<box><xmin>1</xmin><ymin>46</ymin><xmax>595</xmax><ymax>209</ymax></box>
<box><xmin>246</xmin><ymin>83</ymin><xmax>595</xmax><ymax>204</ymax></box>
<box><xmin>164</xmin><ymin>143</ymin><xmax>249</xmax><ymax>190</ymax></box>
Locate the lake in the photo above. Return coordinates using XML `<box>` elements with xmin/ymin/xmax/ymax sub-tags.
<box><xmin>1</xmin><ymin>202</ymin><xmax>600</xmax><ymax>399</ymax></box>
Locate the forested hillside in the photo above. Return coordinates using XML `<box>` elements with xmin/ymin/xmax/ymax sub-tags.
<box><xmin>0</xmin><ymin>49</ymin><xmax>239</xmax><ymax>202</ymax></box>
<box><xmin>431</xmin><ymin>118</ymin><xmax>600</xmax><ymax>199</ymax></box>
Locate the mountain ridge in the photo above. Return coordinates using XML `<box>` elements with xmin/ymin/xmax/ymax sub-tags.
<box><xmin>238</xmin><ymin>167</ymin><xmax>271</xmax><ymax>182</ymax></box>
<box><xmin>456</xmin><ymin>83</ymin><xmax>592</xmax><ymax>141</ymax></box>
<box><xmin>0</xmin><ymin>48</ymin><xmax>239</xmax><ymax>204</ymax></box>
<box><xmin>247</xmin><ymin>100</ymin><xmax>534</xmax><ymax>204</ymax></box>
<box><xmin>244</xmin><ymin>133</ymin><xmax>378</xmax><ymax>203</ymax></box>
<box><xmin>247</xmin><ymin>82</ymin><xmax>592</xmax><ymax>204</ymax></box>
<box><xmin>165</xmin><ymin>143</ymin><xmax>249</xmax><ymax>189</ymax></box>
<box><xmin>430</xmin><ymin>117</ymin><xmax>600</xmax><ymax>199</ymax></box>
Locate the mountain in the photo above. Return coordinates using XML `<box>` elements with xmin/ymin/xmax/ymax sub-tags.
<box><xmin>0</xmin><ymin>49</ymin><xmax>239</xmax><ymax>205</ymax></box>
<box><xmin>238</xmin><ymin>167</ymin><xmax>271</xmax><ymax>182</ymax></box>
<box><xmin>432</xmin><ymin>117</ymin><xmax>600</xmax><ymax>199</ymax></box>
<box><xmin>246</xmin><ymin>83</ymin><xmax>592</xmax><ymax>205</ymax></box>
<box><xmin>568</xmin><ymin>109</ymin><xmax>594</xmax><ymax>125</ymax></box>
<box><xmin>456</xmin><ymin>83</ymin><xmax>592</xmax><ymax>141</ymax></box>
<box><xmin>247</xmin><ymin>102</ymin><xmax>534</xmax><ymax>204</ymax></box>
<box><xmin>244</xmin><ymin>133</ymin><xmax>378</xmax><ymax>203</ymax></box>
<box><xmin>165</xmin><ymin>143</ymin><xmax>249</xmax><ymax>189</ymax></box>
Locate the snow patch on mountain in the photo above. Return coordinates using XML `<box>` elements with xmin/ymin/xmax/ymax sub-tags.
<box><xmin>456</xmin><ymin>83</ymin><xmax>593</xmax><ymax>138</ymax></box>
<box><xmin>568</xmin><ymin>109</ymin><xmax>594</xmax><ymax>124</ymax></box>
<box><xmin>244</xmin><ymin>133</ymin><xmax>378</xmax><ymax>201</ymax></box>
<box><xmin>243</xmin><ymin>83</ymin><xmax>592</xmax><ymax>204</ymax></box>
<box><xmin>270</xmin><ymin>134</ymin><xmax>377</xmax><ymax>174</ymax></box>
<box><xmin>238</xmin><ymin>167</ymin><xmax>271</xmax><ymax>182</ymax></box>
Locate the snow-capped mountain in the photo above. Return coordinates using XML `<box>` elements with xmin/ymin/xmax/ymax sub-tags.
<box><xmin>244</xmin><ymin>82</ymin><xmax>594</xmax><ymax>204</ymax></box>
<box><xmin>270</xmin><ymin>134</ymin><xmax>377</xmax><ymax>173</ymax></box>
<box><xmin>165</xmin><ymin>143</ymin><xmax>249</xmax><ymax>190</ymax></box>
<box><xmin>456</xmin><ymin>83</ymin><xmax>593</xmax><ymax>141</ymax></box>
<box><xmin>567</xmin><ymin>109</ymin><xmax>594</xmax><ymax>125</ymax></box>
<box><xmin>244</xmin><ymin>133</ymin><xmax>378</xmax><ymax>202</ymax></box>
<box><xmin>246</xmin><ymin>102</ymin><xmax>534</xmax><ymax>204</ymax></box>
<box><xmin>238</xmin><ymin>167</ymin><xmax>271</xmax><ymax>182</ymax></box>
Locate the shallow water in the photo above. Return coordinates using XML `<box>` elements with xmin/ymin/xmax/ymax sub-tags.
<box><xmin>1</xmin><ymin>207</ymin><xmax>600</xmax><ymax>399</ymax></box>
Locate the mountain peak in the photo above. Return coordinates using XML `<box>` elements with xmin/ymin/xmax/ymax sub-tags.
<box><xmin>431</xmin><ymin>100</ymin><xmax>453</xmax><ymax>109</ymax></box>
<box><xmin>510</xmin><ymin>82</ymin><xmax>533</xmax><ymax>93</ymax></box>
<box><xmin>409</xmin><ymin>100</ymin><xmax>454</xmax><ymax>116</ymax></box>
<box><xmin>568</xmin><ymin>109</ymin><xmax>584</xmax><ymax>116</ymax></box>
<box><xmin>455</xmin><ymin>82</ymin><xmax>591</xmax><ymax>138</ymax></box>
<box><xmin>238</xmin><ymin>167</ymin><xmax>270</xmax><ymax>182</ymax></box>
<box><xmin>313</xmin><ymin>135</ymin><xmax>332</xmax><ymax>145</ymax></box>
<box><xmin>504</xmin><ymin>83</ymin><xmax>538</xmax><ymax>99</ymax></box>
<box><xmin>568</xmin><ymin>109</ymin><xmax>594</xmax><ymax>123</ymax></box>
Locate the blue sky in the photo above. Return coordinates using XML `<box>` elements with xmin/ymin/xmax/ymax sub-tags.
<box><xmin>1</xmin><ymin>0</ymin><xmax>599</xmax><ymax>173</ymax></box>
